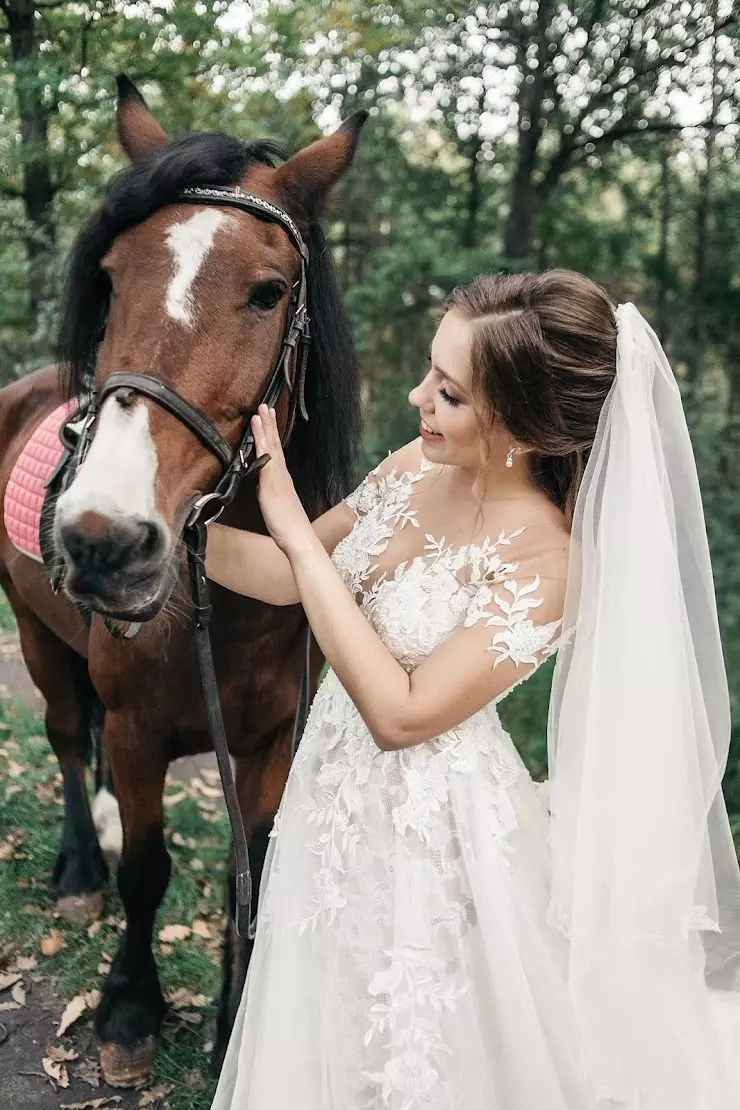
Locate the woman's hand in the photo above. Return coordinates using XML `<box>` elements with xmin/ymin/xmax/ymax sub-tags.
<box><xmin>251</xmin><ymin>404</ymin><xmax>315</xmax><ymax>557</ymax></box>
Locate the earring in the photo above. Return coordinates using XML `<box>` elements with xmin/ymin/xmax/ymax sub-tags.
<box><xmin>505</xmin><ymin>446</ymin><xmax>516</xmax><ymax>468</ymax></box>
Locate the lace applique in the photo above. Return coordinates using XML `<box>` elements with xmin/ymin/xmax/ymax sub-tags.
<box><xmin>333</xmin><ymin>457</ymin><xmax>433</xmax><ymax>597</ymax></box>
<box><xmin>464</xmin><ymin>574</ymin><xmax>564</xmax><ymax>668</ymax></box>
<box><xmin>362</xmin><ymin>945</ymin><xmax>469</xmax><ymax>1108</ymax></box>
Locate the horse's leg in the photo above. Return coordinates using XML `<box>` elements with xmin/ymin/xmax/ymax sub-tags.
<box><xmin>96</xmin><ymin>713</ymin><xmax>170</xmax><ymax>1087</ymax></box>
<box><xmin>6</xmin><ymin>583</ymin><xmax>108</xmax><ymax>922</ymax></box>
<box><xmin>212</xmin><ymin>722</ymin><xmax>294</xmax><ymax>1073</ymax></box>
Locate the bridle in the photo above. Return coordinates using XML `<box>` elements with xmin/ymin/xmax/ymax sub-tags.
<box><xmin>49</xmin><ymin>185</ymin><xmax>315</xmax><ymax>940</ymax></box>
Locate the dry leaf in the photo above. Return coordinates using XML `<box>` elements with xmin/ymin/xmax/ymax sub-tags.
<box><xmin>199</xmin><ymin>768</ymin><xmax>221</xmax><ymax>787</ymax></box>
<box><xmin>60</xmin><ymin>1098</ymin><xmax>121</xmax><ymax>1110</ymax></box>
<box><xmin>163</xmin><ymin>790</ymin><xmax>186</xmax><ymax>808</ymax></box>
<box><xmin>5</xmin><ymin>784</ymin><xmax>22</xmax><ymax>799</ymax></box>
<box><xmin>182</xmin><ymin>1067</ymin><xmax>206</xmax><ymax>1092</ymax></box>
<box><xmin>41</xmin><ymin>928</ymin><xmax>65</xmax><ymax>957</ymax></box>
<box><xmin>15</xmin><ymin>954</ymin><xmax>36</xmax><ymax>971</ymax></box>
<box><xmin>43</xmin><ymin>1055</ymin><xmax>70</xmax><ymax>1088</ymax></box>
<box><xmin>6</xmin><ymin>759</ymin><xmax>23</xmax><ymax>778</ymax></box>
<box><xmin>57</xmin><ymin>994</ymin><xmax>87</xmax><ymax>1036</ymax></box>
<box><xmin>73</xmin><ymin>1057</ymin><xmax>101</xmax><ymax>1088</ymax></box>
<box><xmin>0</xmin><ymin>1000</ymin><xmax>20</xmax><ymax>1012</ymax></box>
<box><xmin>166</xmin><ymin>987</ymin><xmax>211</xmax><ymax>1010</ymax></box>
<box><xmin>157</xmin><ymin>924</ymin><xmax>191</xmax><ymax>943</ymax></box>
<box><xmin>46</xmin><ymin>1044</ymin><xmax>79</xmax><ymax>1063</ymax></box>
<box><xmin>11</xmin><ymin>981</ymin><xmax>25</xmax><ymax>1006</ymax></box>
<box><xmin>87</xmin><ymin>921</ymin><xmax>101</xmax><ymax>939</ymax></box>
<box><xmin>171</xmin><ymin>832</ymin><xmax>185</xmax><ymax>847</ymax></box>
<box><xmin>191</xmin><ymin>919</ymin><xmax>213</xmax><ymax>939</ymax></box>
<box><xmin>84</xmin><ymin>989</ymin><xmax>102</xmax><ymax>1009</ymax></box>
<box><xmin>157</xmin><ymin>944</ymin><xmax>173</xmax><ymax>956</ymax></box>
<box><xmin>138</xmin><ymin>1084</ymin><xmax>173</xmax><ymax>1107</ymax></box>
<box><xmin>189</xmin><ymin>858</ymin><xmax>204</xmax><ymax>872</ymax></box>
<box><xmin>0</xmin><ymin>971</ymin><xmax>22</xmax><ymax>991</ymax></box>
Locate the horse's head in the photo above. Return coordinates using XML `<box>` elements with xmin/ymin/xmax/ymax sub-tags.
<box><xmin>54</xmin><ymin>76</ymin><xmax>364</xmax><ymax>622</ymax></box>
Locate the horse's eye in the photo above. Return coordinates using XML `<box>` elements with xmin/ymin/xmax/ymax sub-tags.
<box><xmin>248</xmin><ymin>282</ymin><xmax>284</xmax><ymax>311</ymax></box>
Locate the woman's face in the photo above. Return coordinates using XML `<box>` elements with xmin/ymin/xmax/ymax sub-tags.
<box><xmin>408</xmin><ymin>310</ymin><xmax>507</xmax><ymax>471</ymax></box>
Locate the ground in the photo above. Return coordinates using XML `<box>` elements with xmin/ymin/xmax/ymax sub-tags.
<box><xmin>0</xmin><ymin>609</ymin><xmax>229</xmax><ymax>1110</ymax></box>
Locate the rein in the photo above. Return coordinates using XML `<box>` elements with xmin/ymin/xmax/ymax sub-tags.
<box><xmin>50</xmin><ymin>185</ymin><xmax>315</xmax><ymax>939</ymax></box>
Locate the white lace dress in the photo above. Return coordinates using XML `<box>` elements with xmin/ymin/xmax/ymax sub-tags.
<box><xmin>211</xmin><ymin>454</ymin><xmax>599</xmax><ymax>1110</ymax></box>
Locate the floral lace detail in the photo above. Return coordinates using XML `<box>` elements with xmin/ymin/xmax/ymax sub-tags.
<box><xmin>464</xmin><ymin>574</ymin><xmax>564</xmax><ymax>668</ymax></box>
<box><xmin>332</xmin><ymin>457</ymin><xmax>433</xmax><ymax>597</ymax></box>
<box><xmin>261</xmin><ymin>457</ymin><xmax>568</xmax><ymax>1106</ymax></box>
<box><xmin>362</xmin><ymin>945</ymin><xmax>469</xmax><ymax>1110</ymax></box>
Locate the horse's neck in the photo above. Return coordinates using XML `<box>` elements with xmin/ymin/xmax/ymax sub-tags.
<box><xmin>220</xmin><ymin>482</ymin><xmax>266</xmax><ymax>535</ymax></box>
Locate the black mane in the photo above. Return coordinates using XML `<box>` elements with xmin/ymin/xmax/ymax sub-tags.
<box><xmin>57</xmin><ymin>130</ymin><xmax>361</xmax><ymax>512</ymax></box>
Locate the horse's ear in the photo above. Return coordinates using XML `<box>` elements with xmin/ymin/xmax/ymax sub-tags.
<box><xmin>116</xmin><ymin>74</ymin><xmax>168</xmax><ymax>162</ymax></box>
<box><xmin>273</xmin><ymin>112</ymin><xmax>368</xmax><ymax>216</ymax></box>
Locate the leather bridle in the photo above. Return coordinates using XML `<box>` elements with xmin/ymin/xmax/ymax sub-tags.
<box><xmin>51</xmin><ymin>185</ymin><xmax>315</xmax><ymax>939</ymax></box>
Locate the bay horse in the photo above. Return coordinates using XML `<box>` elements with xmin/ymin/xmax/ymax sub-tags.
<box><xmin>0</xmin><ymin>74</ymin><xmax>364</xmax><ymax>1084</ymax></box>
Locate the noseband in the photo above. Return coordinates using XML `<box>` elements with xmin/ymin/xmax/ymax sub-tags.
<box><xmin>50</xmin><ymin>186</ymin><xmax>316</xmax><ymax>940</ymax></box>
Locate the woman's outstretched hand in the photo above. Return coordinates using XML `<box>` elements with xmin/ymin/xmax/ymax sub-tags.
<box><xmin>251</xmin><ymin>404</ymin><xmax>314</xmax><ymax>557</ymax></box>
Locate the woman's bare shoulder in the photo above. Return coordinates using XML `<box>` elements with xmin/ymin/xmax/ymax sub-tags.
<box><xmin>372</xmin><ymin>437</ymin><xmax>425</xmax><ymax>479</ymax></box>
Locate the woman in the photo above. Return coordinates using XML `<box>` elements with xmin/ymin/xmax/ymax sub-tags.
<box><xmin>206</xmin><ymin>270</ymin><xmax>740</xmax><ymax>1109</ymax></box>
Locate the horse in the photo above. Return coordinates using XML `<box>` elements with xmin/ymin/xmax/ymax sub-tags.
<box><xmin>0</xmin><ymin>73</ymin><xmax>365</xmax><ymax>1085</ymax></box>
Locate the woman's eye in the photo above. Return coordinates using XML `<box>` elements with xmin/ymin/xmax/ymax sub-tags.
<box><xmin>439</xmin><ymin>387</ymin><xmax>461</xmax><ymax>407</ymax></box>
<box><xmin>248</xmin><ymin>282</ymin><xmax>284</xmax><ymax>311</ymax></box>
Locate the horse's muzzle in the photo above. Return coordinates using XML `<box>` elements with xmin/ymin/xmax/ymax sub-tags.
<box><xmin>55</xmin><ymin>510</ymin><xmax>173</xmax><ymax>618</ymax></box>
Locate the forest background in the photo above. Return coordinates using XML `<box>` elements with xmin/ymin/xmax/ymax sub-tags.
<box><xmin>1</xmin><ymin>0</ymin><xmax>738</xmax><ymax>810</ymax></box>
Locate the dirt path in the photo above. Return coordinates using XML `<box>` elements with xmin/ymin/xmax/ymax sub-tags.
<box><xmin>0</xmin><ymin>633</ymin><xmax>221</xmax><ymax>1109</ymax></box>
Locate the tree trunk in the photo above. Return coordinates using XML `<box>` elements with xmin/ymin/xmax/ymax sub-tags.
<box><xmin>502</xmin><ymin>0</ymin><xmax>554</xmax><ymax>262</ymax></box>
<box><xmin>656</xmin><ymin>144</ymin><xmax>671</xmax><ymax>347</ymax></box>
<box><xmin>6</xmin><ymin>0</ymin><xmax>58</xmax><ymax>347</ymax></box>
<box><xmin>688</xmin><ymin>0</ymin><xmax>720</xmax><ymax>384</ymax></box>
<box><xmin>461</xmin><ymin>133</ymin><xmax>481</xmax><ymax>249</ymax></box>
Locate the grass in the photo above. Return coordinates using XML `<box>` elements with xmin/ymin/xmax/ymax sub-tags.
<box><xmin>0</xmin><ymin>679</ymin><xmax>231</xmax><ymax>1109</ymax></box>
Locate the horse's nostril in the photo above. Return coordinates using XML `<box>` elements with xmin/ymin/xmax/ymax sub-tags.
<box><xmin>135</xmin><ymin>521</ymin><xmax>162</xmax><ymax>561</ymax></box>
<box><xmin>59</xmin><ymin>523</ymin><xmax>88</xmax><ymax>566</ymax></box>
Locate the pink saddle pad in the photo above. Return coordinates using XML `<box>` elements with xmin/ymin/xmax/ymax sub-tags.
<box><xmin>4</xmin><ymin>401</ymin><xmax>75</xmax><ymax>562</ymax></box>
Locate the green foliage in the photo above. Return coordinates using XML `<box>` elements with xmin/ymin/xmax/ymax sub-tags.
<box><xmin>0</xmin><ymin>0</ymin><xmax>737</xmax><ymax>794</ymax></box>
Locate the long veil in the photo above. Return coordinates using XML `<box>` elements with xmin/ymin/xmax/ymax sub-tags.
<box><xmin>546</xmin><ymin>303</ymin><xmax>740</xmax><ymax>1108</ymax></box>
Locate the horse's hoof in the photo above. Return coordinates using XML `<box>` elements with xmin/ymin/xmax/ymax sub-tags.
<box><xmin>100</xmin><ymin>1037</ymin><xmax>155</xmax><ymax>1087</ymax></box>
<box><xmin>56</xmin><ymin>891</ymin><xmax>104</xmax><ymax>925</ymax></box>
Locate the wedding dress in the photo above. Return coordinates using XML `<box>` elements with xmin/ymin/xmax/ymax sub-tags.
<box><xmin>211</xmin><ymin>449</ymin><xmax>601</xmax><ymax>1110</ymax></box>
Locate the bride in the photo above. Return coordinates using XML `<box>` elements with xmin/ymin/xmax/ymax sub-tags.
<box><xmin>205</xmin><ymin>269</ymin><xmax>740</xmax><ymax>1109</ymax></box>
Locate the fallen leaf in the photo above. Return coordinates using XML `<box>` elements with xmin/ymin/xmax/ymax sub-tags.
<box><xmin>83</xmin><ymin>989</ymin><xmax>101</xmax><ymax>1009</ymax></box>
<box><xmin>157</xmin><ymin>924</ymin><xmax>191</xmax><ymax>943</ymax></box>
<box><xmin>0</xmin><ymin>971</ymin><xmax>21</xmax><ymax>991</ymax></box>
<box><xmin>6</xmin><ymin>759</ymin><xmax>23</xmax><ymax>778</ymax></box>
<box><xmin>165</xmin><ymin>987</ymin><xmax>211</xmax><ymax>1010</ymax></box>
<box><xmin>15</xmin><ymin>954</ymin><xmax>36</xmax><ymax>971</ymax></box>
<box><xmin>11</xmin><ymin>981</ymin><xmax>25</xmax><ymax>1006</ymax></box>
<box><xmin>199</xmin><ymin>768</ymin><xmax>221</xmax><ymax>786</ymax></box>
<box><xmin>182</xmin><ymin>1067</ymin><xmax>206</xmax><ymax>1091</ymax></box>
<box><xmin>191</xmin><ymin>919</ymin><xmax>213</xmax><ymax>939</ymax></box>
<box><xmin>0</xmin><ymin>1000</ymin><xmax>20</xmax><ymax>1012</ymax></box>
<box><xmin>72</xmin><ymin>1057</ymin><xmax>101</xmax><ymax>1089</ymax></box>
<box><xmin>170</xmin><ymin>832</ymin><xmax>185</xmax><ymax>848</ymax></box>
<box><xmin>43</xmin><ymin>1055</ymin><xmax>70</xmax><ymax>1088</ymax></box>
<box><xmin>189</xmin><ymin>858</ymin><xmax>204</xmax><ymax>872</ymax></box>
<box><xmin>163</xmin><ymin>790</ymin><xmax>186</xmax><ymax>808</ymax></box>
<box><xmin>60</xmin><ymin>1098</ymin><xmax>121</xmax><ymax>1110</ymax></box>
<box><xmin>57</xmin><ymin>994</ymin><xmax>87</xmax><ymax>1036</ymax></box>
<box><xmin>4</xmin><ymin>784</ymin><xmax>22</xmax><ymax>799</ymax></box>
<box><xmin>87</xmin><ymin>921</ymin><xmax>101</xmax><ymax>939</ymax></box>
<box><xmin>46</xmin><ymin>1044</ymin><xmax>79</xmax><ymax>1063</ymax></box>
<box><xmin>138</xmin><ymin>1084</ymin><xmax>173</xmax><ymax>1107</ymax></box>
<box><xmin>40</xmin><ymin>929</ymin><xmax>65</xmax><ymax>957</ymax></box>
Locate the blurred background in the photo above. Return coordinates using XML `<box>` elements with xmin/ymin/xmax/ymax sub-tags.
<box><xmin>0</xmin><ymin>0</ymin><xmax>737</xmax><ymax>806</ymax></box>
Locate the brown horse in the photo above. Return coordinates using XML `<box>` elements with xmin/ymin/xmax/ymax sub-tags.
<box><xmin>0</xmin><ymin>75</ymin><xmax>364</xmax><ymax>1084</ymax></box>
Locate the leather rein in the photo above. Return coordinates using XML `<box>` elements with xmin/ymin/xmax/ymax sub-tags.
<box><xmin>51</xmin><ymin>185</ymin><xmax>315</xmax><ymax>939</ymax></box>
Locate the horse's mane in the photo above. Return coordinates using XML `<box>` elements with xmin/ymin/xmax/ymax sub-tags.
<box><xmin>57</xmin><ymin>131</ymin><xmax>361</xmax><ymax>513</ymax></box>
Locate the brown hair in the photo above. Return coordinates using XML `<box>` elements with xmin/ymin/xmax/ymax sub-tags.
<box><xmin>444</xmin><ymin>269</ymin><xmax>617</xmax><ymax>524</ymax></box>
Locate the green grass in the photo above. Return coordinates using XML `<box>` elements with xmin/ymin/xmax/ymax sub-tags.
<box><xmin>0</xmin><ymin>689</ymin><xmax>231</xmax><ymax>1108</ymax></box>
<box><xmin>0</xmin><ymin>589</ymin><xmax>17</xmax><ymax>633</ymax></box>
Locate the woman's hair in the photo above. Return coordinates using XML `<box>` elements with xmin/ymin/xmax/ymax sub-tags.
<box><xmin>444</xmin><ymin>269</ymin><xmax>617</xmax><ymax>524</ymax></box>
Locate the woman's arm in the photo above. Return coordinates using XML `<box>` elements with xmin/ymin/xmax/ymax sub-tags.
<box><xmin>205</xmin><ymin>501</ymin><xmax>356</xmax><ymax>605</ymax></box>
